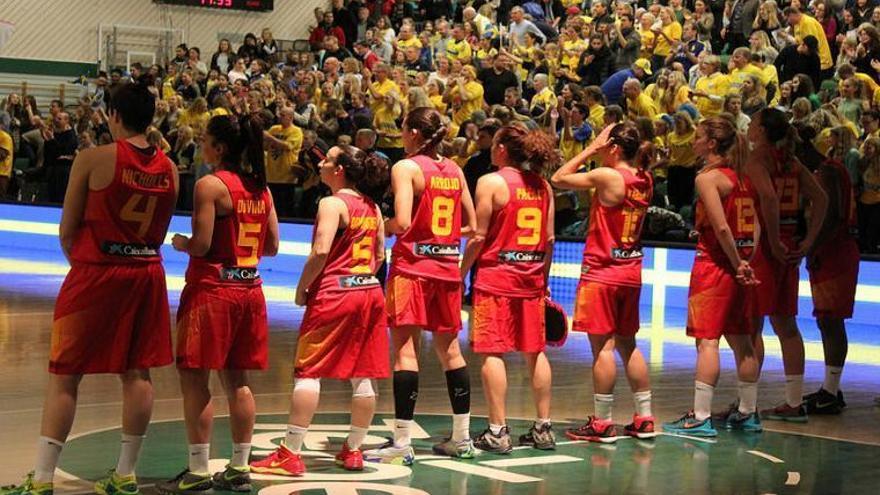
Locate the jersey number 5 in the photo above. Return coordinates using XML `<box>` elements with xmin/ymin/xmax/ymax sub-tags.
<box><xmin>120</xmin><ymin>193</ymin><xmax>157</xmax><ymax>237</ymax></box>
<box><xmin>237</xmin><ymin>223</ymin><xmax>262</xmax><ymax>267</ymax></box>
<box><xmin>352</xmin><ymin>236</ymin><xmax>374</xmax><ymax>274</ymax></box>
<box><xmin>431</xmin><ymin>196</ymin><xmax>455</xmax><ymax>236</ymax></box>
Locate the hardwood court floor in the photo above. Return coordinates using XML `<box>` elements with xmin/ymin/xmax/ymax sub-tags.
<box><xmin>1</xmin><ymin>288</ymin><xmax>880</xmax><ymax>493</ymax></box>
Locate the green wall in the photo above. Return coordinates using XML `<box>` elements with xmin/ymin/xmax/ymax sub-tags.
<box><xmin>0</xmin><ymin>57</ymin><xmax>98</xmax><ymax>78</ymax></box>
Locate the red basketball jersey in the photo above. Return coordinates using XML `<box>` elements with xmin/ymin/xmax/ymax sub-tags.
<box><xmin>310</xmin><ymin>192</ymin><xmax>383</xmax><ymax>294</ymax></box>
<box><xmin>185</xmin><ymin>171</ymin><xmax>272</xmax><ymax>286</ymax></box>
<box><xmin>695</xmin><ymin>167</ymin><xmax>758</xmax><ymax>267</ymax></box>
<box><xmin>580</xmin><ymin>167</ymin><xmax>653</xmax><ymax>288</ymax></box>
<box><xmin>70</xmin><ymin>141</ymin><xmax>176</xmax><ymax>265</ymax></box>
<box><xmin>820</xmin><ymin>158</ymin><xmax>858</xmax><ymax>240</ymax></box>
<box><xmin>474</xmin><ymin>167</ymin><xmax>551</xmax><ymax>297</ymax></box>
<box><xmin>390</xmin><ymin>155</ymin><xmax>463</xmax><ymax>282</ymax></box>
<box><xmin>768</xmin><ymin>150</ymin><xmax>801</xmax><ymax>243</ymax></box>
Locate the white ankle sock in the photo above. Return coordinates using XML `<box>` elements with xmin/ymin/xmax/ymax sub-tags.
<box><xmin>285</xmin><ymin>425</ymin><xmax>308</xmax><ymax>453</ymax></box>
<box><xmin>737</xmin><ymin>381</ymin><xmax>758</xmax><ymax>414</ymax></box>
<box><xmin>393</xmin><ymin>419</ymin><xmax>412</xmax><ymax>447</ymax></box>
<box><xmin>535</xmin><ymin>418</ymin><xmax>551</xmax><ymax>428</ymax></box>
<box><xmin>784</xmin><ymin>375</ymin><xmax>804</xmax><ymax>407</ymax></box>
<box><xmin>231</xmin><ymin>443</ymin><xmax>251</xmax><ymax>468</ymax></box>
<box><xmin>115</xmin><ymin>434</ymin><xmax>145</xmax><ymax>476</ymax></box>
<box><xmin>694</xmin><ymin>381</ymin><xmax>715</xmax><ymax>421</ymax></box>
<box><xmin>823</xmin><ymin>366</ymin><xmax>843</xmax><ymax>395</ymax></box>
<box><xmin>452</xmin><ymin>413</ymin><xmax>470</xmax><ymax>442</ymax></box>
<box><xmin>594</xmin><ymin>394</ymin><xmax>614</xmax><ymax>421</ymax></box>
<box><xmin>187</xmin><ymin>443</ymin><xmax>210</xmax><ymax>475</ymax></box>
<box><xmin>34</xmin><ymin>436</ymin><xmax>64</xmax><ymax>483</ymax></box>
<box><xmin>489</xmin><ymin>423</ymin><xmax>505</xmax><ymax>435</ymax></box>
<box><xmin>633</xmin><ymin>390</ymin><xmax>652</xmax><ymax>417</ymax></box>
<box><xmin>347</xmin><ymin>426</ymin><xmax>369</xmax><ymax>450</ymax></box>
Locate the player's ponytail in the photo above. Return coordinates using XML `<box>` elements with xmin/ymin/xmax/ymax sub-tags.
<box><xmin>699</xmin><ymin>116</ymin><xmax>748</xmax><ymax>177</ymax></box>
<box><xmin>494</xmin><ymin>123</ymin><xmax>561</xmax><ymax>176</ymax></box>
<box><xmin>403</xmin><ymin>107</ymin><xmax>447</xmax><ymax>158</ymax></box>
<box><xmin>107</xmin><ymin>74</ymin><xmax>156</xmax><ymax>134</ymax></box>
<box><xmin>206</xmin><ymin>114</ymin><xmax>267</xmax><ymax>188</ymax></box>
<box><xmin>336</xmin><ymin>145</ymin><xmax>391</xmax><ymax>204</ymax></box>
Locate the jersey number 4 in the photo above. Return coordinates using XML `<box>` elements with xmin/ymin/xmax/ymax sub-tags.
<box><xmin>120</xmin><ymin>193</ymin><xmax>158</xmax><ymax>237</ymax></box>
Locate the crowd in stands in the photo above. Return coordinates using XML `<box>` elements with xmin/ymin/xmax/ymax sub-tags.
<box><xmin>1</xmin><ymin>0</ymin><xmax>880</xmax><ymax>252</ymax></box>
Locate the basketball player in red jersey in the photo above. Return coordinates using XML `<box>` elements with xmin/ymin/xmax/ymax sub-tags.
<box><xmin>663</xmin><ymin>117</ymin><xmax>762</xmax><ymax>437</ymax></box>
<box><xmin>158</xmin><ymin>115</ymin><xmax>279</xmax><ymax>494</ymax></box>
<box><xmin>0</xmin><ymin>78</ymin><xmax>178</xmax><ymax>495</ymax></box>
<box><xmin>744</xmin><ymin>108</ymin><xmax>827</xmax><ymax>423</ymax></box>
<box><xmin>364</xmin><ymin>108</ymin><xmax>476</xmax><ymax>464</ymax></box>
<box><xmin>459</xmin><ymin>124</ymin><xmax>559</xmax><ymax>453</ymax></box>
<box><xmin>250</xmin><ymin>146</ymin><xmax>390</xmax><ymax>475</ymax></box>
<box><xmin>551</xmin><ymin>122</ymin><xmax>656</xmax><ymax>443</ymax></box>
<box><xmin>802</xmin><ymin>127</ymin><xmax>860</xmax><ymax>414</ymax></box>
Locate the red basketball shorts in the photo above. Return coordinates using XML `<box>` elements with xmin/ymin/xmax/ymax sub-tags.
<box><xmin>50</xmin><ymin>263</ymin><xmax>172</xmax><ymax>374</ymax></box>
<box><xmin>471</xmin><ymin>290</ymin><xmax>546</xmax><ymax>354</ymax></box>
<box><xmin>295</xmin><ymin>287</ymin><xmax>389</xmax><ymax>379</ymax></box>
<box><xmin>386</xmin><ymin>273</ymin><xmax>462</xmax><ymax>333</ymax></box>
<box><xmin>752</xmin><ymin>244</ymin><xmax>800</xmax><ymax>317</ymax></box>
<box><xmin>572</xmin><ymin>280</ymin><xmax>641</xmax><ymax>336</ymax></box>
<box><xmin>808</xmin><ymin>238</ymin><xmax>859</xmax><ymax>319</ymax></box>
<box><xmin>175</xmin><ymin>283</ymin><xmax>269</xmax><ymax>370</ymax></box>
<box><xmin>686</xmin><ymin>257</ymin><xmax>758</xmax><ymax>339</ymax></box>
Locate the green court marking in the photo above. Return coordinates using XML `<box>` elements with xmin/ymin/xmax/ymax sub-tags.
<box><xmin>58</xmin><ymin>413</ymin><xmax>880</xmax><ymax>494</ymax></box>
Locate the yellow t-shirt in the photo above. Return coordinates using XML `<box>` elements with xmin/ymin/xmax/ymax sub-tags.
<box><xmin>794</xmin><ymin>15</ymin><xmax>833</xmax><ymax>70</ymax></box>
<box><xmin>265</xmin><ymin>124</ymin><xmax>304</xmax><ymax>184</ymax></box>
<box><xmin>638</xmin><ymin>28</ymin><xmax>656</xmax><ymax>59</ymax></box>
<box><xmin>814</xmin><ymin>122</ymin><xmax>859</xmax><ymax>157</ymax></box>
<box><xmin>653</xmin><ymin>22</ymin><xmax>682</xmax><ymax>58</ymax></box>
<box><xmin>645</xmin><ymin>83</ymin><xmax>666</xmax><ymax>112</ymax></box>
<box><xmin>562</xmin><ymin>39</ymin><xmax>588</xmax><ymax>69</ymax></box>
<box><xmin>0</xmin><ymin>130</ymin><xmax>12</xmax><ymax>178</ymax></box>
<box><xmin>694</xmin><ymin>72</ymin><xmax>730</xmax><ymax>118</ymax></box>
<box><xmin>728</xmin><ymin>64</ymin><xmax>769</xmax><ymax>94</ymax></box>
<box><xmin>530</xmin><ymin>87</ymin><xmax>558</xmax><ymax>111</ymax></box>
<box><xmin>840</xmin><ymin>73</ymin><xmax>880</xmax><ymax>96</ymax></box>
<box><xmin>560</xmin><ymin>134</ymin><xmax>587</xmax><ymax>163</ymax></box>
<box><xmin>667</xmin><ymin>130</ymin><xmax>696</xmax><ymax>167</ymax></box>
<box><xmin>374</xmin><ymin>102</ymin><xmax>403</xmax><ymax>149</ymax></box>
<box><xmin>446</xmin><ymin>38</ymin><xmax>473</xmax><ymax>63</ymax></box>
<box><xmin>453</xmin><ymin>80</ymin><xmax>485</xmax><ymax>125</ymax></box>
<box><xmin>162</xmin><ymin>78</ymin><xmax>176</xmax><ymax>100</ymax></box>
<box><xmin>653</xmin><ymin>135</ymin><xmax>668</xmax><ymax>179</ymax></box>
<box><xmin>588</xmin><ymin>103</ymin><xmax>605</xmax><ymax>131</ymax></box>
<box><xmin>178</xmin><ymin>109</ymin><xmax>211</xmax><ymax>137</ymax></box>
<box><xmin>210</xmin><ymin>107</ymin><xmax>230</xmax><ymax>118</ymax></box>
<box><xmin>627</xmin><ymin>93</ymin><xmax>659</xmax><ymax>120</ymax></box>
<box><xmin>370</xmin><ymin>79</ymin><xmax>401</xmax><ymax>114</ymax></box>
<box><xmin>397</xmin><ymin>37</ymin><xmax>422</xmax><ymax>51</ymax></box>
<box><xmin>430</xmin><ymin>94</ymin><xmax>448</xmax><ymax>114</ymax></box>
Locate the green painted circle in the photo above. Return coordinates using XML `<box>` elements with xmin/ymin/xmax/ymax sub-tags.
<box><xmin>58</xmin><ymin>413</ymin><xmax>880</xmax><ymax>494</ymax></box>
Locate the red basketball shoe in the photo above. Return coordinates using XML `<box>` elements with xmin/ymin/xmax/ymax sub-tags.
<box><xmin>250</xmin><ymin>444</ymin><xmax>305</xmax><ymax>476</ymax></box>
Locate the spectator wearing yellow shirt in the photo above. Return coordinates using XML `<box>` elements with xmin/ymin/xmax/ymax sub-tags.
<box><xmin>162</xmin><ymin>64</ymin><xmax>178</xmax><ymax>100</ymax></box>
<box><xmin>651</xmin><ymin>8</ymin><xmax>682</xmax><ymax>71</ymax></box>
<box><xmin>786</xmin><ymin>6</ymin><xmax>833</xmax><ymax>72</ymax></box>
<box><xmin>0</xmin><ymin>126</ymin><xmax>12</xmax><ymax>196</ymax></box>
<box><xmin>366</xmin><ymin>64</ymin><xmax>401</xmax><ymax>115</ymax></box>
<box><xmin>557</xmin><ymin>102</ymin><xmax>594</xmax><ymax>163</ymax></box>
<box><xmin>449</xmin><ymin>66</ymin><xmax>485</xmax><ymax>126</ymax></box>
<box><xmin>264</xmin><ymin>106</ymin><xmax>304</xmax><ymax>217</ymax></box>
<box><xmin>427</xmin><ymin>80</ymin><xmax>448</xmax><ymax>114</ymax></box>
<box><xmin>177</xmin><ymin>97</ymin><xmax>212</xmax><ymax>138</ymax></box>
<box><xmin>446</xmin><ymin>24</ymin><xmax>473</xmax><ymax>63</ymax></box>
<box><xmin>530</xmin><ymin>74</ymin><xmax>558</xmax><ymax>112</ymax></box>
<box><xmin>583</xmin><ymin>86</ymin><xmax>606</xmax><ymax>130</ymax></box>
<box><xmin>374</xmin><ymin>90</ymin><xmax>404</xmax><ymax>163</ymax></box>
<box><xmin>728</xmin><ymin>47</ymin><xmax>769</xmax><ymax>94</ymax></box>
<box><xmin>666</xmin><ymin>111</ymin><xmax>697</xmax><ymax>210</ymax></box>
<box><xmin>638</xmin><ymin>14</ymin><xmax>657</xmax><ymax>60</ymax></box>
<box><xmin>623</xmin><ymin>78</ymin><xmax>659</xmax><ymax>120</ymax></box>
<box><xmin>691</xmin><ymin>55</ymin><xmax>729</xmax><ymax>118</ymax></box>
<box><xmin>396</xmin><ymin>24</ymin><xmax>422</xmax><ymax>52</ymax></box>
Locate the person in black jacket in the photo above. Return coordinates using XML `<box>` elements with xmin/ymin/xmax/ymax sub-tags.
<box><xmin>576</xmin><ymin>34</ymin><xmax>613</xmax><ymax>87</ymax></box>
<box><xmin>775</xmin><ymin>35</ymin><xmax>822</xmax><ymax>89</ymax></box>
<box><xmin>331</xmin><ymin>0</ymin><xmax>358</xmax><ymax>49</ymax></box>
<box><xmin>210</xmin><ymin>39</ymin><xmax>236</xmax><ymax>74</ymax></box>
<box><xmin>237</xmin><ymin>33</ymin><xmax>260</xmax><ymax>62</ymax></box>
<box><xmin>854</xmin><ymin>23</ymin><xmax>880</xmax><ymax>83</ymax></box>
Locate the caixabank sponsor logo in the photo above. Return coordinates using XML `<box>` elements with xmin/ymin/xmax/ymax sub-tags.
<box><xmin>498</xmin><ymin>250</ymin><xmax>546</xmax><ymax>263</ymax></box>
<box><xmin>55</xmin><ymin>413</ymin><xmax>815</xmax><ymax>494</ymax></box>
<box><xmin>338</xmin><ymin>274</ymin><xmax>381</xmax><ymax>289</ymax></box>
<box><xmin>414</xmin><ymin>243</ymin><xmax>461</xmax><ymax>257</ymax></box>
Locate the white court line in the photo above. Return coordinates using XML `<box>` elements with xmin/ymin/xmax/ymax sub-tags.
<box><xmin>420</xmin><ymin>460</ymin><xmax>542</xmax><ymax>483</ymax></box>
<box><xmin>480</xmin><ymin>455</ymin><xmax>583</xmax><ymax>468</ymax></box>
<box><xmin>656</xmin><ymin>432</ymin><xmax>718</xmax><ymax>444</ymax></box>
<box><xmin>786</xmin><ymin>472</ymin><xmax>801</xmax><ymax>486</ymax></box>
<box><xmin>747</xmin><ymin>450</ymin><xmax>785</xmax><ymax>464</ymax></box>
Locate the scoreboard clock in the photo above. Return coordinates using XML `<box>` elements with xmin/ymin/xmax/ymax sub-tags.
<box><xmin>154</xmin><ymin>0</ymin><xmax>274</xmax><ymax>12</ymax></box>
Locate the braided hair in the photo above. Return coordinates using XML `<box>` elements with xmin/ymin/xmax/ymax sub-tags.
<box><xmin>403</xmin><ymin>107</ymin><xmax>447</xmax><ymax>158</ymax></box>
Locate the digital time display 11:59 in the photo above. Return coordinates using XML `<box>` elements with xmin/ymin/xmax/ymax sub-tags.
<box><xmin>154</xmin><ymin>0</ymin><xmax>274</xmax><ymax>12</ymax></box>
